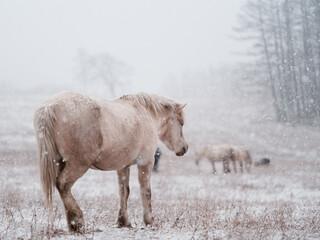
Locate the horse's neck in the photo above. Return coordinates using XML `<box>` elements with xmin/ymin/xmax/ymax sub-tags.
<box><xmin>128</xmin><ymin>100</ymin><xmax>170</xmax><ymax>135</ymax></box>
<box><xmin>148</xmin><ymin>110</ymin><xmax>168</xmax><ymax>136</ymax></box>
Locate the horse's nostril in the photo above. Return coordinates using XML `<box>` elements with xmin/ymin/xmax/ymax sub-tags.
<box><xmin>182</xmin><ymin>147</ymin><xmax>186</xmax><ymax>154</ymax></box>
<box><xmin>176</xmin><ymin>146</ymin><xmax>187</xmax><ymax>156</ymax></box>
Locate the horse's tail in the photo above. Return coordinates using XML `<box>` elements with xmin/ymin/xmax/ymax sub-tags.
<box><xmin>34</xmin><ymin>105</ymin><xmax>59</xmax><ymax>208</ymax></box>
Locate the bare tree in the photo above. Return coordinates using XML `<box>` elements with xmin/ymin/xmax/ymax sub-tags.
<box><xmin>75</xmin><ymin>49</ymin><xmax>128</xmax><ymax>97</ymax></box>
<box><xmin>236</xmin><ymin>0</ymin><xmax>320</xmax><ymax>125</ymax></box>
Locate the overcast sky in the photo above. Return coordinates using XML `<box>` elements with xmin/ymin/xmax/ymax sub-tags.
<box><xmin>0</xmin><ymin>0</ymin><xmax>248</xmax><ymax>93</ymax></box>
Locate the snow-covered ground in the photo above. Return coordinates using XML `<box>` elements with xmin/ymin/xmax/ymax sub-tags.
<box><xmin>1</xmin><ymin>88</ymin><xmax>320</xmax><ymax>239</ymax></box>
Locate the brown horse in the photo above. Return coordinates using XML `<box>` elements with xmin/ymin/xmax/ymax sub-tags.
<box><xmin>34</xmin><ymin>91</ymin><xmax>188</xmax><ymax>232</ymax></box>
<box><xmin>195</xmin><ymin>144</ymin><xmax>233</xmax><ymax>173</ymax></box>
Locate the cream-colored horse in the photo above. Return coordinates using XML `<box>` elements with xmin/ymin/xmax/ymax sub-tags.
<box><xmin>231</xmin><ymin>146</ymin><xmax>252</xmax><ymax>173</ymax></box>
<box><xmin>34</xmin><ymin>91</ymin><xmax>188</xmax><ymax>232</ymax></box>
<box><xmin>195</xmin><ymin>144</ymin><xmax>252</xmax><ymax>174</ymax></box>
<box><xmin>195</xmin><ymin>144</ymin><xmax>233</xmax><ymax>173</ymax></box>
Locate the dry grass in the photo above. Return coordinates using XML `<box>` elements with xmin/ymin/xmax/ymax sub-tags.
<box><xmin>2</xmin><ymin>87</ymin><xmax>320</xmax><ymax>239</ymax></box>
<box><xmin>1</xmin><ymin>151</ymin><xmax>320</xmax><ymax>240</ymax></box>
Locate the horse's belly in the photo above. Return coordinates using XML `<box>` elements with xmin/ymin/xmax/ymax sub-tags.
<box><xmin>92</xmin><ymin>148</ymin><xmax>138</xmax><ymax>171</ymax></box>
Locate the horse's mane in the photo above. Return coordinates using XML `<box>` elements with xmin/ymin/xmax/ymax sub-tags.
<box><xmin>120</xmin><ymin>92</ymin><xmax>184</xmax><ymax>119</ymax></box>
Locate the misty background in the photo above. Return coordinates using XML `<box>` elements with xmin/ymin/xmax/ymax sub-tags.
<box><xmin>0</xmin><ymin>0</ymin><xmax>247</xmax><ymax>93</ymax></box>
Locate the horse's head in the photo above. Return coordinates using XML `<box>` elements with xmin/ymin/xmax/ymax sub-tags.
<box><xmin>159</xmin><ymin>104</ymin><xmax>188</xmax><ymax>156</ymax></box>
<box><xmin>120</xmin><ymin>92</ymin><xmax>188</xmax><ymax>156</ymax></box>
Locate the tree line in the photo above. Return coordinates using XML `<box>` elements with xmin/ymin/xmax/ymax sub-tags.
<box><xmin>236</xmin><ymin>0</ymin><xmax>320</xmax><ymax>125</ymax></box>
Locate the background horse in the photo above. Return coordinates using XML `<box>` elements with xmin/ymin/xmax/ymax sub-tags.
<box><xmin>231</xmin><ymin>146</ymin><xmax>252</xmax><ymax>173</ymax></box>
<box><xmin>34</xmin><ymin>91</ymin><xmax>188</xmax><ymax>232</ymax></box>
<box><xmin>195</xmin><ymin>144</ymin><xmax>233</xmax><ymax>173</ymax></box>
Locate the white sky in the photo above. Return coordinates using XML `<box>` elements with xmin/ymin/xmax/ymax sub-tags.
<box><xmin>0</xmin><ymin>0</ymin><xmax>248</xmax><ymax>93</ymax></box>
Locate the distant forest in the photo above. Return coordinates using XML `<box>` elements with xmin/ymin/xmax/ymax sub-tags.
<box><xmin>237</xmin><ymin>0</ymin><xmax>320</xmax><ymax>125</ymax></box>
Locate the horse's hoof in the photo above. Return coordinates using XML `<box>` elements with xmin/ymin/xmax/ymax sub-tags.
<box><xmin>143</xmin><ymin>214</ymin><xmax>154</xmax><ymax>226</ymax></box>
<box><xmin>117</xmin><ymin>221</ymin><xmax>132</xmax><ymax>228</ymax></box>
<box><xmin>117</xmin><ymin>216</ymin><xmax>132</xmax><ymax>228</ymax></box>
<box><xmin>69</xmin><ymin>222</ymin><xmax>85</xmax><ymax>234</ymax></box>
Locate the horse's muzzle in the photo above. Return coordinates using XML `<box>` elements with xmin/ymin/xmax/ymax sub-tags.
<box><xmin>176</xmin><ymin>146</ymin><xmax>187</xmax><ymax>156</ymax></box>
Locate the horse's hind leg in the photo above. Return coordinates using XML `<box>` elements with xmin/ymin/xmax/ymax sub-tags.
<box><xmin>223</xmin><ymin>157</ymin><xmax>231</xmax><ymax>173</ymax></box>
<box><xmin>239</xmin><ymin>160</ymin><xmax>243</xmax><ymax>173</ymax></box>
<box><xmin>56</xmin><ymin>162</ymin><xmax>89</xmax><ymax>232</ymax></box>
<box><xmin>210</xmin><ymin>158</ymin><xmax>217</xmax><ymax>174</ymax></box>
<box><xmin>117</xmin><ymin>166</ymin><xmax>132</xmax><ymax>228</ymax></box>
<box><xmin>138</xmin><ymin>162</ymin><xmax>153</xmax><ymax>225</ymax></box>
<box><xmin>231</xmin><ymin>159</ymin><xmax>237</xmax><ymax>173</ymax></box>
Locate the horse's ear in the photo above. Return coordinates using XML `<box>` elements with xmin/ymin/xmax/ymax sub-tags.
<box><xmin>180</xmin><ymin>103</ymin><xmax>187</xmax><ymax>110</ymax></box>
<box><xmin>177</xmin><ymin>103</ymin><xmax>187</xmax><ymax>113</ymax></box>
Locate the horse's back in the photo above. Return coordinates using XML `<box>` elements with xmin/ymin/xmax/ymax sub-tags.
<box><xmin>210</xmin><ymin>144</ymin><xmax>233</xmax><ymax>158</ymax></box>
<box><xmin>232</xmin><ymin>145</ymin><xmax>250</xmax><ymax>161</ymax></box>
<box><xmin>36</xmin><ymin>91</ymin><xmax>158</xmax><ymax>170</ymax></box>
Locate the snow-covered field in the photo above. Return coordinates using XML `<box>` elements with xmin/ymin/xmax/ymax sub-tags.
<box><xmin>1</xmin><ymin>89</ymin><xmax>320</xmax><ymax>239</ymax></box>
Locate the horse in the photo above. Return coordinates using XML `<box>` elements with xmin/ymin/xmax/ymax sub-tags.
<box><xmin>34</xmin><ymin>91</ymin><xmax>188</xmax><ymax>232</ymax></box>
<box><xmin>231</xmin><ymin>146</ymin><xmax>252</xmax><ymax>173</ymax></box>
<box><xmin>231</xmin><ymin>147</ymin><xmax>252</xmax><ymax>172</ymax></box>
<box><xmin>195</xmin><ymin>144</ymin><xmax>233</xmax><ymax>174</ymax></box>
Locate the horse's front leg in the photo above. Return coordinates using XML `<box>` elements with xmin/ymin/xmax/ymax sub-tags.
<box><xmin>222</xmin><ymin>157</ymin><xmax>231</xmax><ymax>173</ymax></box>
<box><xmin>137</xmin><ymin>161</ymin><xmax>153</xmax><ymax>226</ymax></box>
<box><xmin>245</xmin><ymin>161</ymin><xmax>251</xmax><ymax>173</ymax></box>
<box><xmin>116</xmin><ymin>166</ymin><xmax>132</xmax><ymax>228</ymax></box>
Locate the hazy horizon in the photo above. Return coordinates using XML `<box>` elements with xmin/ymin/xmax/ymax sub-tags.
<box><xmin>0</xmin><ymin>0</ymin><xmax>248</xmax><ymax>93</ymax></box>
